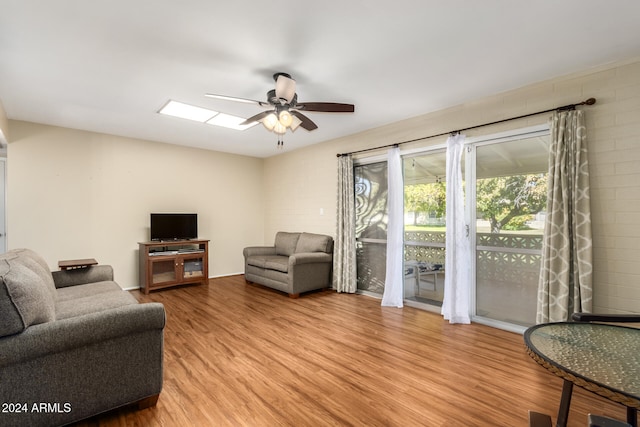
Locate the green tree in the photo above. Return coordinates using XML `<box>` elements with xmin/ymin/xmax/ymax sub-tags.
<box><xmin>404</xmin><ymin>182</ymin><xmax>446</xmax><ymax>225</ymax></box>
<box><xmin>476</xmin><ymin>174</ymin><xmax>547</xmax><ymax>233</ymax></box>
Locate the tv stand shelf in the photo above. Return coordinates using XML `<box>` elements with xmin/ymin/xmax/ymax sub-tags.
<box><xmin>138</xmin><ymin>239</ymin><xmax>209</xmax><ymax>294</ymax></box>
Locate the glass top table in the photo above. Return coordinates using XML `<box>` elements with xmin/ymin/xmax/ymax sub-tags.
<box><xmin>524</xmin><ymin>322</ymin><xmax>640</xmax><ymax>427</ymax></box>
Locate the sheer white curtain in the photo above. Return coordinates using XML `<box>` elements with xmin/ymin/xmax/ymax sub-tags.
<box><xmin>441</xmin><ymin>134</ymin><xmax>471</xmax><ymax>324</ymax></box>
<box><xmin>335</xmin><ymin>154</ymin><xmax>357</xmax><ymax>293</ymax></box>
<box><xmin>382</xmin><ymin>147</ymin><xmax>404</xmax><ymax>307</ymax></box>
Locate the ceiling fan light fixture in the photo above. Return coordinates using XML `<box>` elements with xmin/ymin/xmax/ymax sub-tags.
<box><xmin>273</xmin><ymin>121</ymin><xmax>287</xmax><ymax>135</ymax></box>
<box><xmin>290</xmin><ymin>115</ymin><xmax>303</xmax><ymax>132</ymax></box>
<box><xmin>275</xmin><ymin>74</ymin><xmax>296</xmax><ymax>103</ymax></box>
<box><xmin>262</xmin><ymin>113</ymin><xmax>278</xmax><ymax>130</ymax></box>
<box><xmin>278</xmin><ymin>110</ymin><xmax>293</xmax><ymax>127</ymax></box>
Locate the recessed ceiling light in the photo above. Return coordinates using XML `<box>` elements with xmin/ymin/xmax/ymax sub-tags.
<box><xmin>158</xmin><ymin>100</ymin><xmax>217</xmax><ymax>122</ymax></box>
<box><xmin>207</xmin><ymin>113</ymin><xmax>258</xmax><ymax>131</ymax></box>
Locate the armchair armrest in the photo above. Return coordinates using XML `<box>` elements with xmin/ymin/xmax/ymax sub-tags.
<box><xmin>290</xmin><ymin>252</ymin><xmax>333</xmax><ymax>266</ymax></box>
<box><xmin>52</xmin><ymin>265</ymin><xmax>114</xmax><ymax>288</ymax></box>
<box><xmin>572</xmin><ymin>313</ymin><xmax>640</xmax><ymax>323</ymax></box>
<box><xmin>243</xmin><ymin>246</ymin><xmax>277</xmax><ymax>257</ymax></box>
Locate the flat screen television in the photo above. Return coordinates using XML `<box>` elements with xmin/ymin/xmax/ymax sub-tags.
<box><xmin>150</xmin><ymin>213</ymin><xmax>198</xmax><ymax>241</ymax></box>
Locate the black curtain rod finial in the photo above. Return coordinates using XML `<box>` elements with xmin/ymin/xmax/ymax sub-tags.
<box><xmin>557</xmin><ymin>97</ymin><xmax>597</xmax><ymax>112</ymax></box>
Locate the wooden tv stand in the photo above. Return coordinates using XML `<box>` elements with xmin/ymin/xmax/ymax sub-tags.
<box><xmin>138</xmin><ymin>239</ymin><xmax>209</xmax><ymax>294</ymax></box>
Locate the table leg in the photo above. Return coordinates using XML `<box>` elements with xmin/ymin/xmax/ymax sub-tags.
<box><xmin>627</xmin><ymin>407</ymin><xmax>637</xmax><ymax>427</ymax></box>
<box><xmin>556</xmin><ymin>380</ymin><xmax>573</xmax><ymax>427</ymax></box>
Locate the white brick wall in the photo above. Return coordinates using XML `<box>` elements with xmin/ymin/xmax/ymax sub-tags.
<box><xmin>265</xmin><ymin>57</ymin><xmax>640</xmax><ymax>314</ymax></box>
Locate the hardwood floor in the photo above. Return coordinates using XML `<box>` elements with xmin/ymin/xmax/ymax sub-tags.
<box><xmin>74</xmin><ymin>276</ymin><xmax>625</xmax><ymax>427</ymax></box>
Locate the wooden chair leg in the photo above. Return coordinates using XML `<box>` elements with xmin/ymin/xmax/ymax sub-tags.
<box><xmin>288</xmin><ymin>293</ymin><xmax>300</xmax><ymax>299</ymax></box>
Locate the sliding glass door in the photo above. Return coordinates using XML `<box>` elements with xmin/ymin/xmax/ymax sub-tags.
<box><xmin>352</xmin><ymin>128</ymin><xmax>548</xmax><ymax>330</ymax></box>
<box><xmin>470</xmin><ymin>132</ymin><xmax>549</xmax><ymax>327</ymax></box>
<box><xmin>403</xmin><ymin>150</ymin><xmax>447</xmax><ymax>307</ymax></box>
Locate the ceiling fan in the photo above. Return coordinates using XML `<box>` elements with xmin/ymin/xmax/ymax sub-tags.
<box><xmin>205</xmin><ymin>72</ymin><xmax>355</xmax><ymax>147</ymax></box>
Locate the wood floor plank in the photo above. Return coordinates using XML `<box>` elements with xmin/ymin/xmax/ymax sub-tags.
<box><xmin>72</xmin><ymin>276</ymin><xmax>627</xmax><ymax>427</ymax></box>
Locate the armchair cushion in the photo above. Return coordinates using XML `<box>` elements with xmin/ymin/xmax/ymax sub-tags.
<box><xmin>246</xmin><ymin>255</ymin><xmax>280</xmax><ymax>269</ymax></box>
<box><xmin>265</xmin><ymin>257</ymin><xmax>289</xmax><ymax>273</ymax></box>
<box><xmin>275</xmin><ymin>232</ymin><xmax>300</xmax><ymax>256</ymax></box>
<box><xmin>295</xmin><ymin>232</ymin><xmax>333</xmax><ymax>254</ymax></box>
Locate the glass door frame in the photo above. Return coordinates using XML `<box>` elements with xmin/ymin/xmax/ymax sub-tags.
<box><xmin>465</xmin><ymin>124</ymin><xmax>550</xmax><ymax>333</ymax></box>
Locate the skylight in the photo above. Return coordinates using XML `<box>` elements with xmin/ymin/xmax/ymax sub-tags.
<box><xmin>158</xmin><ymin>100</ymin><xmax>256</xmax><ymax>131</ymax></box>
<box><xmin>207</xmin><ymin>113</ymin><xmax>257</xmax><ymax>131</ymax></box>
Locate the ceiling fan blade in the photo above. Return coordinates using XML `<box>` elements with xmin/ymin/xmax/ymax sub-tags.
<box><xmin>205</xmin><ymin>93</ymin><xmax>270</xmax><ymax>108</ymax></box>
<box><xmin>240</xmin><ymin>110</ymin><xmax>273</xmax><ymax>126</ymax></box>
<box><xmin>290</xmin><ymin>111</ymin><xmax>318</xmax><ymax>131</ymax></box>
<box><xmin>275</xmin><ymin>74</ymin><xmax>296</xmax><ymax>103</ymax></box>
<box><xmin>296</xmin><ymin>102</ymin><xmax>355</xmax><ymax>113</ymax></box>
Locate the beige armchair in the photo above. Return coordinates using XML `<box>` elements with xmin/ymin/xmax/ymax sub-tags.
<box><xmin>243</xmin><ymin>232</ymin><xmax>334</xmax><ymax>298</ymax></box>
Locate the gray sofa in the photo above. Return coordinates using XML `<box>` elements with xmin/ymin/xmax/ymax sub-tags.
<box><xmin>243</xmin><ymin>232</ymin><xmax>334</xmax><ymax>298</ymax></box>
<box><xmin>0</xmin><ymin>248</ymin><xmax>165</xmax><ymax>427</ymax></box>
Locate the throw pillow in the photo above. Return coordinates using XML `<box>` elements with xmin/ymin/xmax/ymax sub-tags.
<box><xmin>0</xmin><ymin>257</ymin><xmax>56</xmax><ymax>337</ymax></box>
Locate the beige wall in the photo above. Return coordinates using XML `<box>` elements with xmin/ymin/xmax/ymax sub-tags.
<box><xmin>264</xmin><ymin>57</ymin><xmax>640</xmax><ymax>314</ymax></box>
<box><xmin>7</xmin><ymin>121</ymin><xmax>264</xmax><ymax>287</ymax></box>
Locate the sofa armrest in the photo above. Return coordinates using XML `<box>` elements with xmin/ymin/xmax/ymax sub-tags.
<box><xmin>290</xmin><ymin>252</ymin><xmax>333</xmax><ymax>266</ymax></box>
<box><xmin>243</xmin><ymin>246</ymin><xmax>277</xmax><ymax>258</ymax></box>
<box><xmin>0</xmin><ymin>302</ymin><xmax>165</xmax><ymax>367</ymax></box>
<box><xmin>51</xmin><ymin>265</ymin><xmax>114</xmax><ymax>288</ymax></box>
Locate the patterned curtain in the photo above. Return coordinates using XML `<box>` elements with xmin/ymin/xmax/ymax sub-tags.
<box><xmin>335</xmin><ymin>154</ymin><xmax>357</xmax><ymax>293</ymax></box>
<box><xmin>537</xmin><ymin>110</ymin><xmax>593</xmax><ymax>323</ymax></box>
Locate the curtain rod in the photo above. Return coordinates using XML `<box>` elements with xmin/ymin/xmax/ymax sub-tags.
<box><xmin>336</xmin><ymin>97</ymin><xmax>596</xmax><ymax>158</ymax></box>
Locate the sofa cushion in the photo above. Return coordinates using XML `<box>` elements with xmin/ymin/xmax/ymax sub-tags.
<box><xmin>56</xmin><ymin>280</ymin><xmax>123</xmax><ymax>302</ymax></box>
<box><xmin>295</xmin><ymin>232</ymin><xmax>333</xmax><ymax>254</ymax></box>
<box><xmin>0</xmin><ymin>256</ymin><xmax>56</xmax><ymax>337</ymax></box>
<box><xmin>274</xmin><ymin>232</ymin><xmax>300</xmax><ymax>256</ymax></box>
<box><xmin>56</xmin><ymin>288</ymin><xmax>138</xmax><ymax>320</ymax></box>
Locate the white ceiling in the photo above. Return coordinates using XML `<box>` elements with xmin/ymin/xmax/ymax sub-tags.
<box><xmin>1</xmin><ymin>1</ymin><xmax>640</xmax><ymax>158</ymax></box>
